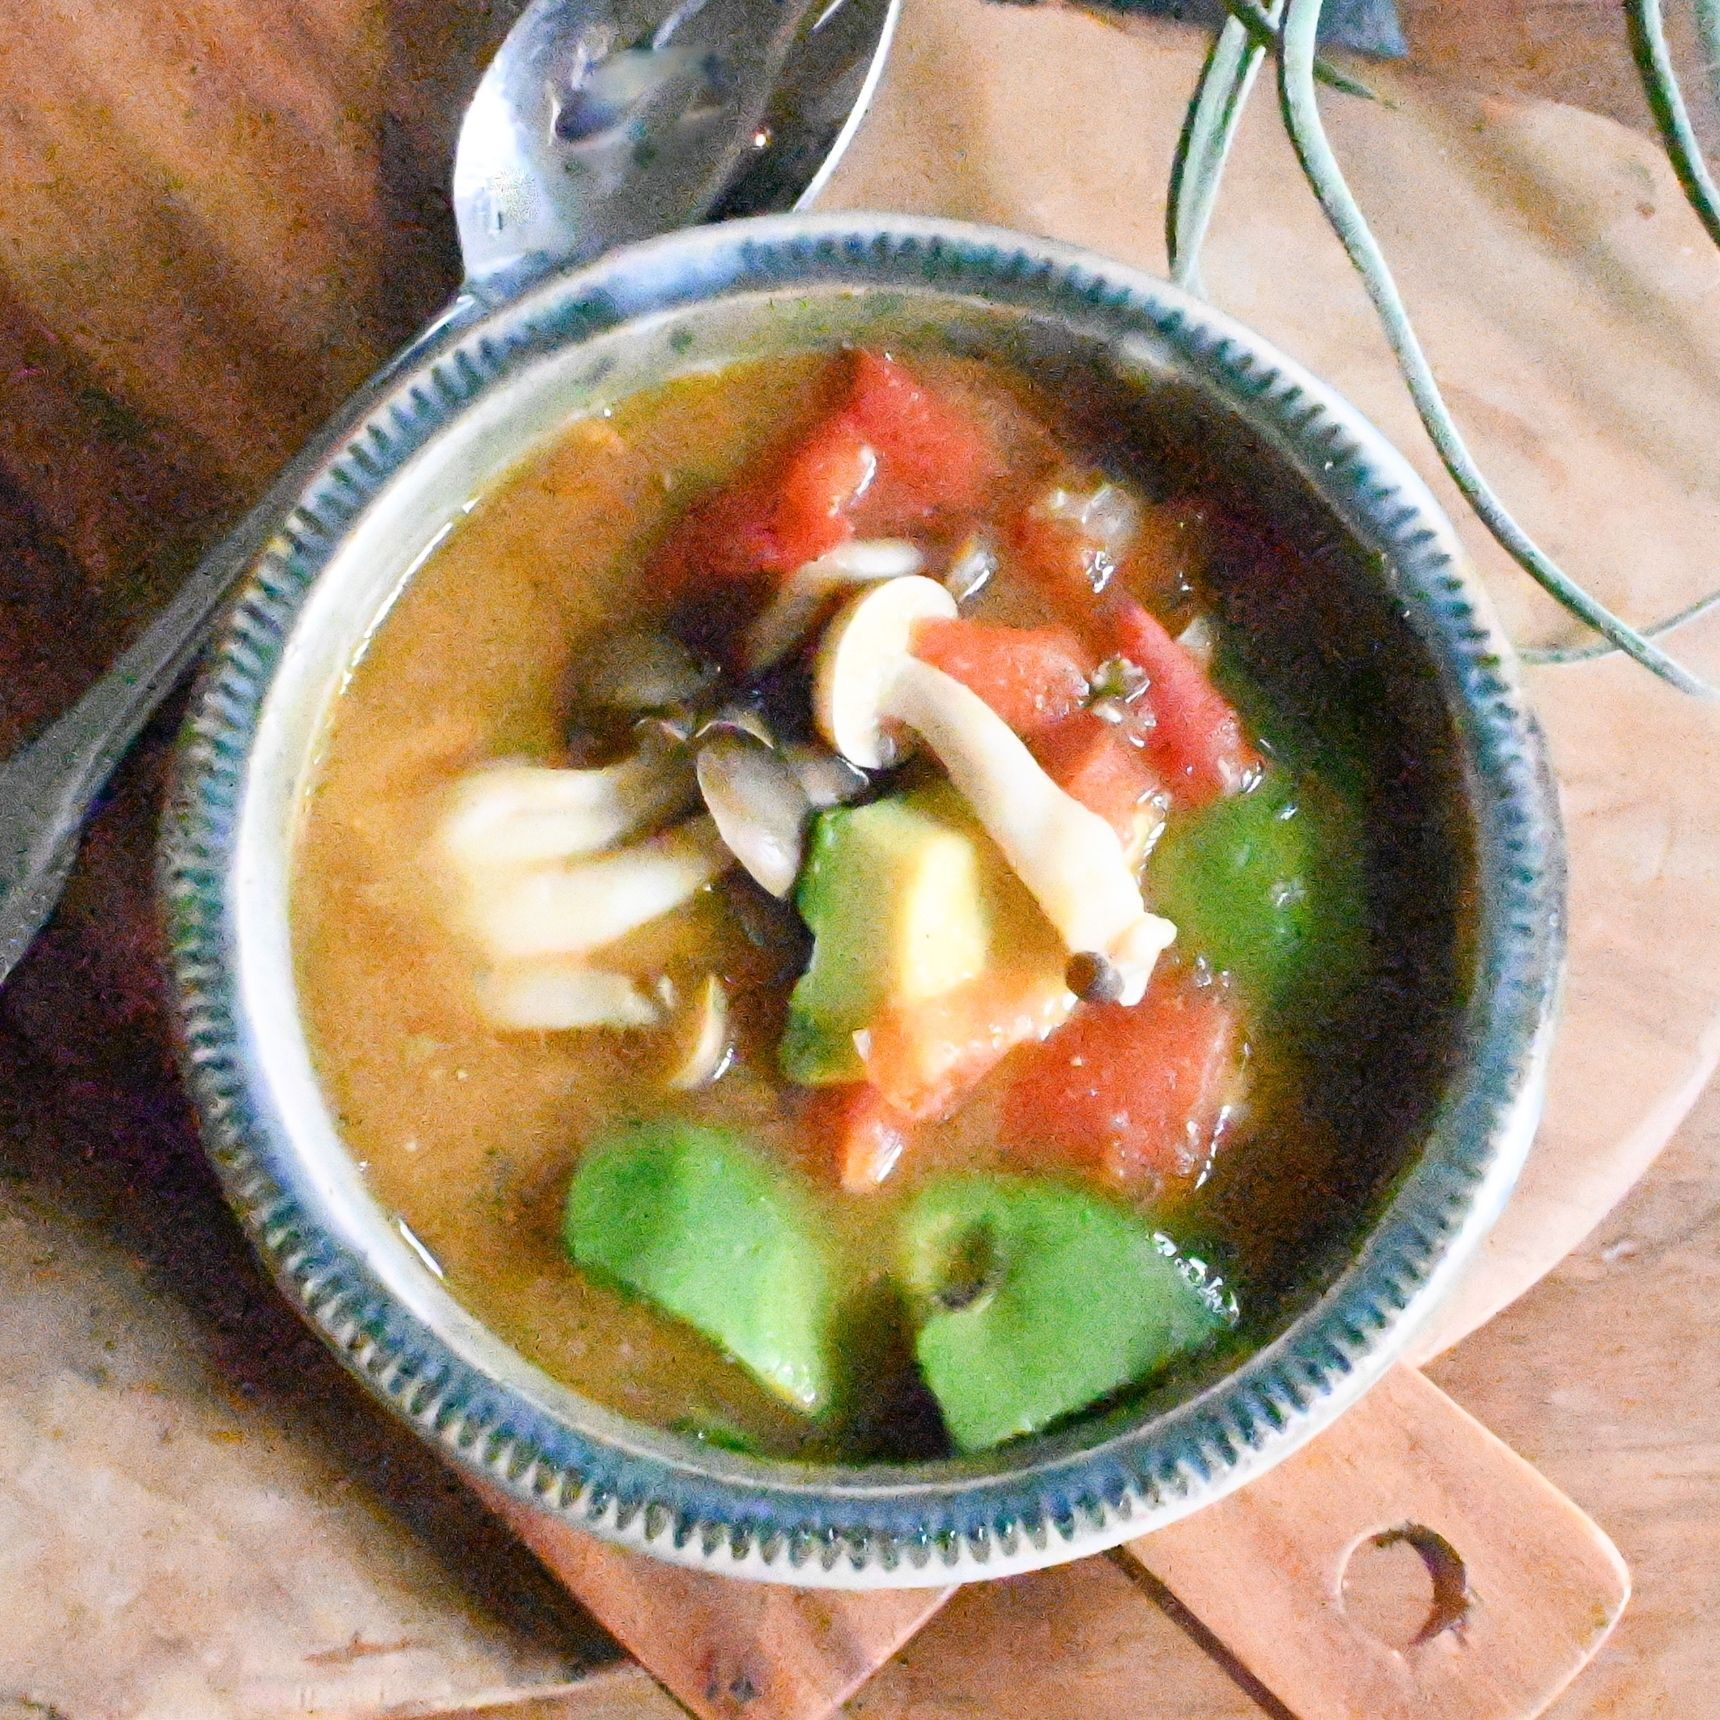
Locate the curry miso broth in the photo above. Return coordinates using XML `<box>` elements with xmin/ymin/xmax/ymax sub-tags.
<box><xmin>292</xmin><ymin>346</ymin><xmax>1467</xmax><ymax>1462</ymax></box>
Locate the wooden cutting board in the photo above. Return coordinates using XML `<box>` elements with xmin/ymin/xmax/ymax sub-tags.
<box><xmin>0</xmin><ymin>2</ymin><xmax>1715</xmax><ymax>1717</ymax></box>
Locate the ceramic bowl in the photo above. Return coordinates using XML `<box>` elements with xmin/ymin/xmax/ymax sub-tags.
<box><xmin>160</xmin><ymin>212</ymin><xmax>1563</xmax><ymax>1587</ymax></box>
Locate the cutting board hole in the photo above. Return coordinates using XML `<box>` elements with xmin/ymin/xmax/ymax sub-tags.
<box><xmin>1341</xmin><ymin>1525</ymin><xmax>1470</xmax><ymax>1648</ymax></box>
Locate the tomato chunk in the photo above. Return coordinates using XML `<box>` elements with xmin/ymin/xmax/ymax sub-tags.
<box><xmin>1031</xmin><ymin>709</ymin><xmax>1162</xmax><ymax>845</ymax></box>
<box><xmin>1106</xmin><ymin>599</ymin><xmax>1260</xmax><ymax>805</ymax></box>
<box><xmin>804</xmin><ymin>1083</ymin><xmax>913</xmax><ymax>1192</ymax></box>
<box><xmin>913</xmin><ymin>618</ymin><xmax>1092</xmax><ymax>739</ymax></box>
<box><xmin>769</xmin><ymin>413</ymin><xmax>878</xmax><ymax>563</ymax></box>
<box><xmin>655</xmin><ymin>411</ymin><xmax>875</xmax><ymax>597</ymax></box>
<box><xmin>844</xmin><ymin>349</ymin><xmax>998</xmax><ymax>518</ymax></box>
<box><xmin>860</xmin><ymin>972</ymin><xmax>1072</xmax><ymax>1121</ymax></box>
<box><xmin>653</xmin><ymin>350</ymin><xmax>999</xmax><ymax>651</ymax></box>
<box><xmin>1009</xmin><ymin>506</ymin><xmax>1113</xmax><ymax>617</ymax></box>
<box><xmin>1002</xmin><ymin>975</ymin><xmax>1243</xmax><ymax>1194</ymax></box>
<box><xmin>1007</xmin><ymin>476</ymin><xmax>1151</xmax><ymax>624</ymax></box>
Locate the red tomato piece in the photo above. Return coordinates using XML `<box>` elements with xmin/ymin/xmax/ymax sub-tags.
<box><xmin>768</xmin><ymin>411</ymin><xmax>878</xmax><ymax>565</ymax></box>
<box><xmin>655</xmin><ymin>411</ymin><xmax>875</xmax><ymax>594</ymax></box>
<box><xmin>859</xmin><ymin>974</ymin><xmax>1070</xmax><ymax>1122</ymax></box>
<box><xmin>1009</xmin><ymin>506</ymin><xmax>1115</xmax><ymax>619</ymax></box>
<box><xmin>653</xmin><ymin>349</ymin><xmax>996</xmax><ymax>632</ymax></box>
<box><xmin>844</xmin><ymin>349</ymin><xmax>998</xmax><ymax>517</ymax></box>
<box><xmin>1105</xmin><ymin>599</ymin><xmax>1261</xmax><ymax>805</ymax></box>
<box><xmin>1031</xmin><ymin>709</ymin><xmax>1161</xmax><ymax>843</ymax></box>
<box><xmin>804</xmin><ymin>1083</ymin><xmax>913</xmax><ymax>1192</ymax></box>
<box><xmin>912</xmin><ymin>617</ymin><xmax>1092</xmax><ymax>739</ymax></box>
<box><xmin>1002</xmin><ymin>976</ymin><xmax>1243</xmax><ymax>1194</ymax></box>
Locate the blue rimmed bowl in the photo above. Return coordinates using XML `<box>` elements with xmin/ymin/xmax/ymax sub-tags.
<box><xmin>160</xmin><ymin>213</ymin><xmax>1563</xmax><ymax>1587</ymax></box>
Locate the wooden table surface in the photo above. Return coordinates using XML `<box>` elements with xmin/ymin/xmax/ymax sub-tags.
<box><xmin>0</xmin><ymin>2</ymin><xmax>1716</xmax><ymax>1716</ymax></box>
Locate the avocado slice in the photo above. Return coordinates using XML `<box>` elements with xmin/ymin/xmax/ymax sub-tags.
<box><xmin>898</xmin><ymin>1175</ymin><xmax>1234</xmax><ymax>1452</ymax></box>
<box><xmin>564</xmin><ymin>1121</ymin><xmax>838</xmax><ymax>1414</ymax></box>
<box><xmin>1147</xmin><ymin>770</ymin><xmax>1364</xmax><ymax>1015</ymax></box>
<box><xmin>782</xmin><ymin>789</ymin><xmax>998</xmax><ymax>1084</ymax></box>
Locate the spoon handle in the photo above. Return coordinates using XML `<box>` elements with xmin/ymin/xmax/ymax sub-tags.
<box><xmin>0</xmin><ymin>293</ymin><xmax>483</xmax><ymax>987</ymax></box>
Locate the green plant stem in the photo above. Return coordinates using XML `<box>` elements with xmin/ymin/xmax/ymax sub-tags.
<box><xmin>1168</xmin><ymin>10</ymin><xmax>1273</xmax><ymax>292</ymax></box>
<box><xmin>1627</xmin><ymin>0</ymin><xmax>1720</xmax><ymax>250</ymax></box>
<box><xmin>1277</xmin><ymin>0</ymin><xmax>1717</xmax><ymax>698</ymax></box>
<box><xmin>1217</xmin><ymin>0</ymin><xmax>1374</xmax><ymax>101</ymax></box>
<box><xmin>1521</xmin><ymin>585</ymin><xmax>1720</xmax><ymax>665</ymax></box>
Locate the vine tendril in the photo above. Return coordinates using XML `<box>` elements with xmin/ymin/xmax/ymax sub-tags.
<box><xmin>1214</xmin><ymin>0</ymin><xmax>1373</xmax><ymax>100</ymax></box>
<box><xmin>1168</xmin><ymin>0</ymin><xmax>1719</xmax><ymax>695</ymax></box>
<box><xmin>1628</xmin><ymin>0</ymin><xmax>1720</xmax><ymax>251</ymax></box>
<box><xmin>1519</xmin><ymin>584</ymin><xmax>1720</xmax><ymax>666</ymax></box>
<box><xmin>1168</xmin><ymin>9</ymin><xmax>1273</xmax><ymax>292</ymax></box>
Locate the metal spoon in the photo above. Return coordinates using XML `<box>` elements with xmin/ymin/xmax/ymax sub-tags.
<box><xmin>0</xmin><ymin>0</ymin><xmax>897</xmax><ymax>987</ymax></box>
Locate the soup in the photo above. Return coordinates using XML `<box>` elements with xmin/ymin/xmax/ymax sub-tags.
<box><xmin>292</xmin><ymin>346</ymin><xmax>1466</xmax><ymax>1462</ymax></box>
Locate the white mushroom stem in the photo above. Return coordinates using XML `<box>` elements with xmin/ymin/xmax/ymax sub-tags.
<box><xmin>439</xmin><ymin>751</ymin><xmax>696</xmax><ymax>868</ymax></box>
<box><xmin>883</xmin><ymin>659</ymin><xmax>1175</xmax><ymax>1001</ymax></box>
<box><xmin>458</xmin><ymin>815</ymin><xmax>735</xmax><ymax>963</ymax></box>
<box><xmin>744</xmin><ymin>538</ymin><xmax>924</xmax><ymax>673</ymax></box>
<box><xmin>813</xmin><ymin>577</ymin><xmax>1175</xmax><ymax>1004</ymax></box>
<box><xmin>478</xmin><ymin>963</ymin><xmax>668</xmax><ymax>1030</ymax></box>
<box><xmin>664</xmin><ymin>974</ymin><xmax>733</xmax><ymax>1089</ymax></box>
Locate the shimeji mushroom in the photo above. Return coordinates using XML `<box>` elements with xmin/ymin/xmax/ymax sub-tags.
<box><xmin>694</xmin><ymin>730</ymin><xmax>815</xmax><ymax>900</ymax></box>
<box><xmin>437</xmin><ymin>741</ymin><xmax>735</xmax><ymax>1031</ymax></box>
<box><xmin>941</xmin><ymin>531</ymin><xmax>997</xmax><ymax>605</ymax></box>
<box><xmin>439</xmin><ymin>741</ymin><xmax>697</xmax><ymax>869</ymax></box>
<box><xmin>477</xmin><ymin>963</ymin><xmax>670</xmax><ymax>1031</ymax></box>
<box><xmin>663</xmin><ymin>973</ymin><xmax>734</xmax><ymax>1089</ymax></box>
<box><xmin>744</xmin><ymin>538</ymin><xmax>924</xmax><ymax>673</ymax></box>
<box><xmin>813</xmin><ymin>576</ymin><xmax>1176</xmax><ymax>1004</ymax></box>
<box><xmin>578</xmin><ymin>627</ymin><xmax>716</xmax><ymax>714</ymax></box>
<box><xmin>781</xmin><ymin>743</ymin><xmax>868</xmax><ymax>809</ymax></box>
<box><xmin>457</xmin><ymin>816</ymin><xmax>734</xmax><ymax>962</ymax></box>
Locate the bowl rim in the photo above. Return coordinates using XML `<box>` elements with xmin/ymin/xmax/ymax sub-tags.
<box><xmin>160</xmin><ymin>210</ymin><xmax>1565</xmax><ymax>1588</ymax></box>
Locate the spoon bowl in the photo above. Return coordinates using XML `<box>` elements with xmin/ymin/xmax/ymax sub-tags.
<box><xmin>454</xmin><ymin>0</ymin><xmax>897</xmax><ymax>284</ymax></box>
<box><xmin>0</xmin><ymin>0</ymin><xmax>898</xmax><ymax>989</ymax></box>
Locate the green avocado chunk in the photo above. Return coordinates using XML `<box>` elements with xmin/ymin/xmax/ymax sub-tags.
<box><xmin>563</xmin><ymin>1121</ymin><xmax>837</xmax><ymax>1414</ymax></box>
<box><xmin>782</xmin><ymin>789</ymin><xmax>998</xmax><ymax>1085</ymax></box>
<box><xmin>1147</xmin><ymin>770</ymin><xmax>1363</xmax><ymax>1015</ymax></box>
<box><xmin>898</xmin><ymin>1175</ymin><xmax>1234</xmax><ymax>1452</ymax></box>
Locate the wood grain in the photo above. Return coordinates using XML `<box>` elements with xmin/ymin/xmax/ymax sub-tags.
<box><xmin>334</xmin><ymin>1664</ymin><xmax>683</xmax><ymax>1720</ymax></box>
<box><xmin>1400</xmin><ymin>0</ymin><xmax>1719</xmax><ymax>161</ymax></box>
<box><xmin>1399</xmin><ymin>0</ymin><xmax>1653</xmax><ymax>131</ymax></box>
<box><xmin>1123</xmin><ymin>1368</ymin><xmax>1629</xmax><ymax>1719</ymax></box>
<box><xmin>495</xmin><ymin>1495</ymin><xmax>953</xmax><ymax>1720</ymax></box>
<box><xmin>0</xmin><ymin>2</ymin><xmax>1715</xmax><ymax>1718</ymax></box>
<box><xmin>422</xmin><ymin>1363</ymin><xmax>1633</xmax><ymax>1720</ymax></box>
